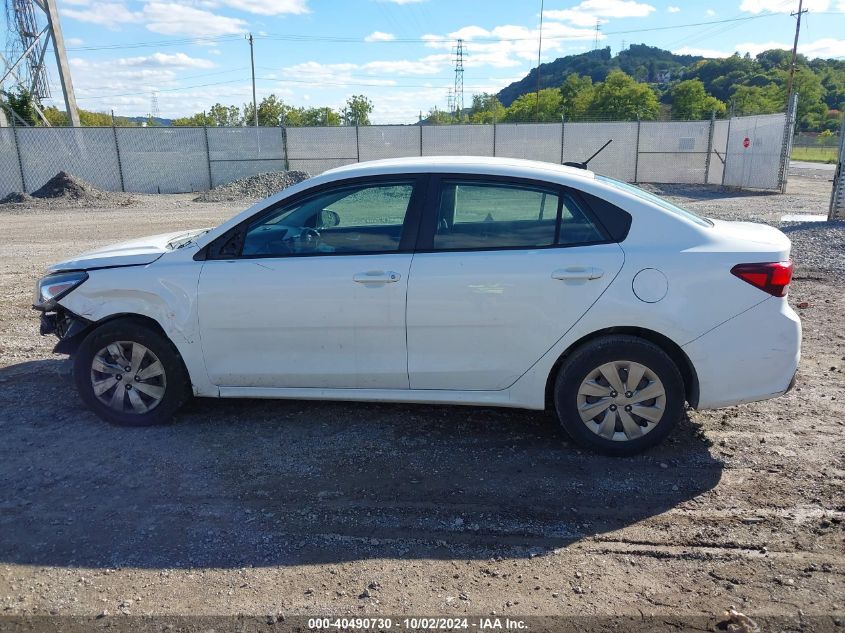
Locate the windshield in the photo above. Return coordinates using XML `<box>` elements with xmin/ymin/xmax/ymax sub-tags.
<box><xmin>595</xmin><ymin>175</ymin><xmax>712</xmax><ymax>227</ymax></box>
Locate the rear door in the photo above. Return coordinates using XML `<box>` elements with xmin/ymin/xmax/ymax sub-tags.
<box><xmin>406</xmin><ymin>176</ymin><xmax>625</xmax><ymax>391</ymax></box>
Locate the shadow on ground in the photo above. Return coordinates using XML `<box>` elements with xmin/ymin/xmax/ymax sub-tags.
<box><xmin>0</xmin><ymin>359</ymin><xmax>723</xmax><ymax>568</ymax></box>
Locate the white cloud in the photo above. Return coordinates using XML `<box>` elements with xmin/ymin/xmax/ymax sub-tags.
<box><xmin>61</xmin><ymin>2</ymin><xmax>142</xmax><ymax>28</ymax></box>
<box><xmin>117</xmin><ymin>52</ymin><xmax>216</xmax><ymax>69</ymax></box>
<box><xmin>215</xmin><ymin>0</ymin><xmax>309</xmax><ymax>16</ymax></box>
<box><xmin>667</xmin><ymin>5</ymin><xmax>680</xmax><ymax>12</ymax></box>
<box><xmin>421</xmin><ymin>22</ymin><xmax>598</xmax><ymax>69</ymax></box>
<box><xmin>673</xmin><ymin>37</ymin><xmax>845</xmax><ymax>60</ymax></box>
<box><xmin>376</xmin><ymin>0</ymin><xmax>427</xmax><ymax>4</ymax></box>
<box><xmin>705</xmin><ymin>8</ymin><xmax>715</xmax><ymax>15</ymax></box>
<box><xmin>365</xmin><ymin>31</ymin><xmax>396</xmax><ymax>42</ymax></box>
<box><xmin>739</xmin><ymin>0</ymin><xmax>829</xmax><ymax>13</ymax></box>
<box><xmin>65</xmin><ymin>37</ymin><xmax>85</xmax><ymax>46</ymax></box>
<box><xmin>734</xmin><ymin>37</ymin><xmax>845</xmax><ymax>58</ymax></box>
<box><xmin>62</xmin><ymin>1</ymin><xmax>248</xmax><ymax>35</ymax></box>
<box><xmin>143</xmin><ymin>3</ymin><xmax>248</xmax><ymax>36</ymax></box>
<box><xmin>544</xmin><ymin>0</ymin><xmax>656</xmax><ymax>27</ymax></box>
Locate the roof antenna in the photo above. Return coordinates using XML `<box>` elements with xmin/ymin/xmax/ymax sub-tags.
<box><xmin>564</xmin><ymin>139</ymin><xmax>612</xmax><ymax>170</ymax></box>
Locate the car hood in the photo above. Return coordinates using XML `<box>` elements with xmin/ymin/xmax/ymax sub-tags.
<box><xmin>48</xmin><ymin>228</ymin><xmax>208</xmax><ymax>272</ymax></box>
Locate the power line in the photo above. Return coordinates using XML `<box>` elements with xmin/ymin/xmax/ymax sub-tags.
<box><xmin>60</xmin><ymin>12</ymin><xmax>798</xmax><ymax>53</ymax></box>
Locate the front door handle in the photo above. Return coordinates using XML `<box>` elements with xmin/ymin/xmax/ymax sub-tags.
<box><xmin>552</xmin><ymin>266</ymin><xmax>604</xmax><ymax>281</ymax></box>
<box><xmin>353</xmin><ymin>270</ymin><xmax>401</xmax><ymax>284</ymax></box>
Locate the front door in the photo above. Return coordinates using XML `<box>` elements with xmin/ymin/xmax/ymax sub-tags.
<box><xmin>406</xmin><ymin>177</ymin><xmax>625</xmax><ymax>391</ymax></box>
<box><xmin>197</xmin><ymin>177</ymin><xmax>424</xmax><ymax>389</ymax></box>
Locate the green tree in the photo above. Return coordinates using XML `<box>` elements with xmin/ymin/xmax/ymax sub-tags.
<box><xmin>588</xmin><ymin>70</ymin><xmax>659</xmax><ymax>120</ymax></box>
<box><xmin>209</xmin><ymin>103</ymin><xmax>241</xmax><ymax>126</ymax></box>
<box><xmin>504</xmin><ymin>88</ymin><xmax>562</xmax><ymax>122</ymax></box>
<box><xmin>559</xmin><ymin>73</ymin><xmax>594</xmax><ymax>119</ymax></box>
<box><xmin>783</xmin><ymin>67</ymin><xmax>827</xmax><ymax>130</ymax></box>
<box><xmin>2</xmin><ymin>87</ymin><xmax>38</xmax><ymax>125</ymax></box>
<box><xmin>342</xmin><ymin>94</ymin><xmax>374</xmax><ymax>125</ymax></box>
<box><xmin>730</xmin><ymin>84</ymin><xmax>782</xmax><ymax>115</ymax></box>
<box><xmin>299</xmin><ymin>106</ymin><xmax>341</xmax><ymax>126</ymax></box>
<box><xmin>467</xmin><ymin>93</ymin><xmax>506</xmax><ymax>123</ymax></box>
<box><xmin>172</xmin><ymin>112</ymin><xmax>212</xmax><ymax>126</ymax></box>
<box><xmin>243</xmin><ymin>94</ymin><xmax>288</xmax><ymax>126</ymax></box>
<box><xmin>670</xmin><ymin>79</ymin><xmax>727</xmax><ymax>119</ymax></box>
<box><xmin>424</xmin><ymin>108</ymin><xmax>455</xmax><ymax>124</ymax></box>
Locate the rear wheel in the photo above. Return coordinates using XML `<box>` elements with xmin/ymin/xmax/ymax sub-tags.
<box><xmin>74</xmin><ymin>319</ymin><xmax>190</xmax><ymax>426</ymax></box>
<box><xmin>554</xmin><ymin>335</ymin><xmax>684</xmax><ymax>455</ymax></box>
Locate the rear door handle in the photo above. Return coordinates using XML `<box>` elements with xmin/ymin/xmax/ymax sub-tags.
<box><xmin>552</xmin><ymin>266</ymin><xmax>604</xmax><ymax>281</ymax></box>
<box><xmin>353</xmin><ymin>270</ymin><xmax>401</xmax><ymax>284</ymax></box>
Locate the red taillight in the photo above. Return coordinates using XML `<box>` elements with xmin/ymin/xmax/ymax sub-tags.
<box><xmin>730</xmin><ymin>261</ymin><xmax>793</xmax><ymax>297</ymax></box>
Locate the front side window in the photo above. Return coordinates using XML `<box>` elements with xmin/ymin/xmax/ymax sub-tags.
<box><xmin>432</xmin><ymin>181</ymin><xmax>605</xmax><ymax>250</ymax></box>
<box><xmin>241</xmin><ymin>182</ymin><xmax>415</xmax><ymax>257</ymax></box>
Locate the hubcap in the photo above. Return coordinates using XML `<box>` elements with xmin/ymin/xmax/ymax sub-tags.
<box><xmin>576</xmin><ymin>360</ymin><xmax>666</xmax><ymax>442</ymax></box>
<box><xmin>90</xmin><ymin>341</ymin><xmax>167</xmax><ymax>414</ymax></box>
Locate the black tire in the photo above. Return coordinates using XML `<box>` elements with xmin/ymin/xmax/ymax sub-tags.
<box><xmin>73</xmin><ymin>318</ymin><xmax>191</xmax><ymax>426</ymax></box>
<box><xmin>553</xmin><ymin>335</ymin><xmax>685</xmax><ymax>456</ymax></box>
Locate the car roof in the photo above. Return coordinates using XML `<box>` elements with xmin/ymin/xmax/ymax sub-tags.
<box><xmin>322</xmin><ymin>156</ymin><xmax>596</xmax><ymax>184</ymax></box>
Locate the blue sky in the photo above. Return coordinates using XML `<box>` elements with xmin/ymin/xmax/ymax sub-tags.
<box><xmin>9</xmin><ymin>0</ymin><xmax>845</xmax><ymax>121</ymax></box>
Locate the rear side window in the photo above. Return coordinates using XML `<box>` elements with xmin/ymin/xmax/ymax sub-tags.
<box><xmin>432</xmin><ymin>181</ymin><xmax>606</xmax><ymax>251</ymax></box>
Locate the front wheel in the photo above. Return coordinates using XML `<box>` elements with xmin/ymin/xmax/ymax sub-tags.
<box><xmin>553</xmin><ymin>335</ymin><xmax>685</xmax><ymax>456</ymax></box>
<box><xmin>73</xmin><ymin>319</ymin><xmax>190</xmax><ymax>426</ymax></box>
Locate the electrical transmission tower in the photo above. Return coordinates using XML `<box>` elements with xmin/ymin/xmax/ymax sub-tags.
<box><xmin>1</xmin><ymin>0</ymin><xmax>79</xmax><ymax>126</ymax></box>
<box><xmin>593</xmin><ymin>20</ymin><xmax>601</xmax><ymax>51</ymax></box>
<box><xmin>446</xmin><ymin>88</ymin><xmax>454</xmax><ymax>117</ymax></box>
<box><xmin>453</xmin><ymin>38</ymin><xmax>464</xmax><ymax>121</ymax></box>
<box><xmin>150</xmin><ymin>91</ymin><xmax>160</xmax><ymax>121</ymax></box>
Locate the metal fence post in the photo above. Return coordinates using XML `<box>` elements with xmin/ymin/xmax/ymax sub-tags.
<box><xmin>111</xmin><ymin>110</ymin><xmax>125</xmax><ymax>192</ymax></box>
<box><xmin>492</xmin><ymin>121</ymin><xmax>497</xmax><ymax>157</ymax></box>
<box><xmin>704</xmin><ymin>109</ymin><xmax>716</xmax><ymax>185</ymax></box>
<box><xmin>559</xmin><ymin>114</ymin><xmax>566</xmax><ymax>164</ymax></box>
<box><xmin>721</xmin><ymin>115</ymin><xmax>733</xmax><ymax>187</ymax></box>
<box><xmin>10</xmin><ymin>115</ymin><xmax>26</xmax><ymax>192</ymax></box>
<box><xmin>355</xmin><ymin>122</ymin><xmax>360</xmax><ymax>163</ymax></box>
<box><xmin>778</xmin><ymin>93</ymin><xmax>798</xmax><ymax>193</ymax></box>
<box><xmin>203</xmin><ymin>121</ymin><xmax>213</xmax><ymax>189</ymax></box>
<box><xmin>419</xmin><ymin>123</ymin><xmax>423</xmax><ymax>156</ymax></box>
<box><xmin>281</xmin><ymin>120</ymin><xmax>290</xmax><ymax>171</ymax></box>
<box><xmin>633</xmin><ymin>115</ymin><xmax>641</xmax><ymax>183</ymax></box>
<box><xmin>828</xmin><ymin>112</ymin><xmax>845</xmax><ymax>220</ymax></box>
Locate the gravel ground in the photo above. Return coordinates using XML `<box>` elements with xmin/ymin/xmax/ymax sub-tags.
<box><xmin>0</xmin><ymin>173</ymin><xmax>842</xmax><ymax>630</ymax></box>
<box><xmin>193</xmin><ymin>170</ymin><xmax>311</xmax><ymax>203</ymax></box>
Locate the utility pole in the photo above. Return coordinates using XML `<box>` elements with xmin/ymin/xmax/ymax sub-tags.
<box><xmin>44</xmin><ymin>0</ymin><xmax>79</xmax><ymax>126</ymax></box>
<box><xmin>535</xmin><ymin>0</ymin><xmax>544</xmax><ymax>122</ymax></box>
<box><xmin>247</xmin><ymin>32</ymin><xmax>258</xmax><ymax>127</ymax></box>
<box><xmin>785</xmin><ymin>0</ymin><xmax>807</xmax><ymax>106</ymax></box>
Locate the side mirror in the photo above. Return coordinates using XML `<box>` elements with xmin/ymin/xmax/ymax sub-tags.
<box><xmin>318</xmin><ymin>209</ymin><xmax>340</xmax><ymax>229</ymax></box>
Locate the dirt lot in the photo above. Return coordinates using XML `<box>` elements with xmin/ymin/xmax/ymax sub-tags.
<box><xmin>0</xmin><ymin>170</ymin><xmax>842</xmax><ymax>630</ymax></box>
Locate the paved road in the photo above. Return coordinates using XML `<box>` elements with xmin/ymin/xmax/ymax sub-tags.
<box><xmin>790</xmin><ymin>160</ymin><xmax>837</xmax><ymax>171</ymax></box>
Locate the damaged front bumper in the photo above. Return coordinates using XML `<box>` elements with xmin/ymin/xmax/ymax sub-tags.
<box><xmin>36</xmin><ymin>306</ymin><xmax>92</xmax><ymax>355</ymax></box>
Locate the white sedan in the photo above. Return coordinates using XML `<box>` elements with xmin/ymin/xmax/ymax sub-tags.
<box><xmin>34</xmin><ymin>157</ymin><xmax>801</xmax><ymax>455</ymax></box>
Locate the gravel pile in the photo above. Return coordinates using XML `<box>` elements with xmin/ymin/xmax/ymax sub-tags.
<box><xmin>194</xmin><ymin>170</ymin><xmax>310</xmax><ymax>203</ymax></box>
<box><xmin>0</xmin><ymin>171</ymin><xmax>135</xmax><ymax>208</ymax></box>
<box><xmin>780</xmin><ymin>219</ymin><xmax>845</xmax><ymax>278</ymax></box>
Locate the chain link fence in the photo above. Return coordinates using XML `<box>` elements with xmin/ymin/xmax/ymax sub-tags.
<box><xmin>830</xmin><ymin>114</ymin><xmax>845</xmax><ymax>221</ymax></box>
<box><xmin>0</xmin><ymin>112</ymin><xmax>793</xmax><ymax>198</ymax></box>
